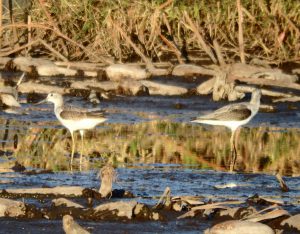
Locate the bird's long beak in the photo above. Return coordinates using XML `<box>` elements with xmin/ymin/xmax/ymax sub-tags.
<box><xmin>34</xmin><ymin>98</ymin><xmax>47</xmax><ymax>105</ymax></box>
<box><xmin>190</xmin><ymin>117</ymin><xmax>198</xmax><ymax>123</ymax></box>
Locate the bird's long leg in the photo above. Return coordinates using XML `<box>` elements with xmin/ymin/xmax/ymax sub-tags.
<box><xmin>229</xmin><ymin>129</ymin><xmax>237</xmax><ymax>172</ymax></box>
<box><xmin>79</xmin><ymin>130</ymin><xmax>84</xmax><ymax>171</ymax></box>
<box><xmin>70</xmin><ymin>131</ymin><xmax>75</xmax><ymax>170</ymax></box>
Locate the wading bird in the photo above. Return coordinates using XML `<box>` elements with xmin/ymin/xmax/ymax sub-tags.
<box><xmin>191</xmin><ymin>89</ymin><xmax>261</xmax><ymax>172</ymax></box>
<box><xmin>37</xmin><ymin>93</ymin><xmax>107</xmax><ymax>169</ymax></box>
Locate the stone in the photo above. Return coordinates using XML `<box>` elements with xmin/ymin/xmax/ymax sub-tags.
<box><xmin>52</xmin><ymin>198</ymin><xmax>84</xmax><ymax>208</ymax></box>
<box><xmin>62</xmin><ymin>215</ymin><xmax>90</xmax><ymax>234</ymax></box>
<box><xmin>281</xmin><ymin>214</ymin><xmax>300</xmax><ymax>231</ymax></box>
<box><xmin>94</xmin><ymin>201</ymin><xmax>137</xmax><ymax>219</ymax></box>
<box><xmin>204</xmin><ymin>220</ymin><xmax>275</xmax><ymax>234</ymax></box>
<box><xmin>0</xmin><ymin>198</ymin><xmax>26</xmax><ymax>217</ymax></box>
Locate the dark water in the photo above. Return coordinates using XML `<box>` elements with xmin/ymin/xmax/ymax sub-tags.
<box><xmin>0</xmin><ymin>94</ymin><xmax>300</xmax><ymax>233</ymax></box>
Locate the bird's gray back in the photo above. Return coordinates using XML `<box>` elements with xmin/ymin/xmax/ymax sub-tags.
<box><xmin>199</xmin><ymin>103</ymin><xmax>252</xmax><ymax>121</ymax></box>
<box><xmin>59</xmin><ymin>105</ymin><xmax>105</xmax><ymax>120</ymax></box>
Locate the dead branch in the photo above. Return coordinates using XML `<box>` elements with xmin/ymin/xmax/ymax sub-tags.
<box><xmin>183</xmin><ymin>11</ymin><xmax>217</xmax><ymax>64</ymax></box>
<box><xmin>159</xmin><ymin>33</ymin><xmax>184</xmax><ymax>64</ymax></box>
<box><xmin>275</xmin><ymin>173</ymin><xmax>289</xmax><ymax>192</ymax></box>
<box><xmin>110</xmin><ymin>18</ymin><xmax>156</xmax><ymax>71</ymax></box>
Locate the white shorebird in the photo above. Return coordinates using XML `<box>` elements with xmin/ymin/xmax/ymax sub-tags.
<box><xmin>38</xmin><ymin>93</ymin><xmax>107</xmax><ymax>169</ymax></box>
<box><xmin>192</xmin><ymin>89</ymin><xmax>261</xmax><ymax>172</ymax></box>
<box><xmin>0</xmin><ymin>72</ymin><xmax>25</xmax><ymax>112</ymax></box>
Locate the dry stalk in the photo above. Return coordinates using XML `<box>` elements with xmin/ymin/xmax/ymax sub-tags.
<box><xmin>0</xmin><ymin>22</ymin><xmax>111</xmax><ymax>63</ymax></box>
<box><xmin>27</xmin><ymin>15</ymin><xmax>31</xmax><ymax>55</ymax></box>
<box><xmin>237</xmin><ymin>0</ymin><xmax>246</xmax><ymax>63</ymax></box>
<box><xmin>0</xmin><ymin>0</ymin><xmax>2</xmax><ymax>50</ymax></box>
<box><xmin>110</xmin><ymin>17</ymin><xmax>155</xmax><ymax>70</ymax></box>
<box><xmin>159</xmin><ymin>33</ymin><xmax>184</xmax><ymax>64</ymax></box>
<box><xmin>183</xmin><ymin>11</ymin><xmax>217</xmax><ymax>64</ymax></box>
<box><xmin>0</xmin><ymin>39</ymin><xmax>39</xmax><ymax>56</ymax></box>
<box><xmin>213</xmin><ymin>39</ymin><xmax>226</xmax><ymax>66</ymax></box>
<box><xmin>39</xmin><ymin>39</ymin><xmax>68</xmax><ymax>62</ymax></box>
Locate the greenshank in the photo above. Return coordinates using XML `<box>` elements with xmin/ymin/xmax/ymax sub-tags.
<box><xmin>192</xmin><ymin>89</ymin><xmax>261</xmax><ymax>172</ymax></box>
<box><xmin>38</xmin><ymin>93</ymin><xmax>107</xmax><ymax>168</ymax></box>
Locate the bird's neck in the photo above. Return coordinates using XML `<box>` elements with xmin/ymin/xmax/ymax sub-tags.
<box><xmin>250</xmin><ymin>95</ymin><xmax>260</xmax><ymax>114</ymax></box>
<box><xmin>53</xmin><ymin>100</ymin><xmax>64</xmax><ymax>110</ymax></box>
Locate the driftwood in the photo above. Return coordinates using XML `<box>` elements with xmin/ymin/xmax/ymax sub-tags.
<box><xmin>63</xmin><ymin>215</ymin><xmax>90</xmax><ymax>234</ymax></box>
<box><xmin>71</xmin><ymin>80</ymin><xmax>118</xmax><ymax>91</ymax></box>
<box><xmin>228</xmin><ymin>63</ymin><xmax>298</xmax><ymax>83</ymax></box>
<box><xmin>106</xmin><ymin>64</ymin><xmax>150</xmax><ymax>81</ymax></box>
<box><xmin>4</xmin><ymin>186</ymin><xmax>85</xmax><ymax>196</ymax></box>
<box><xmin>196</xmin><ymin>78</ymin><xmax>215</xmax><ymax>95</ymax></box>
<box><xmin>172</xmin><ymin>64</ymin><xmax>216</xmax><ymax>77</ymax></box>
<box><xmin>245</xmin><ymin>209</ymin><xmax>290</xmax><ymax>222</ymax></box>
<box><xmin>212</xmin><ymin>69</ymin><xmax>245</xmax><ymax>101</ymax></box>
<box><xmin>13</xmin><ymin>57</ymin><xmax>77</xmax><ymax>76</ymax></box>
<box><xmin>98</xmin><ymin>164</ymin><xmax>116</xmax><ymax>198</ymax></box>
<box><xmin>18</xmin><ymin>82</ymin><xmax>67</xmax><ymax>94</ymax></box>
<box><xmin>154</xmin><ymin>187</ymin><xmax>171</xmax><ymax>209</ymax></box>
<box><xmin>140</xmin><ymin>80</ymin><xmax>188</xmax><ymax>95</ymax></box>
<box><xmin>177</xmin><ymin>200</ymin><xmax>244</xmax><ymax>219</ymax></box>
<box><xmin>275</xmin><ymin>173</ymin><xmax>290</xmax><ymax>192</ymax></box>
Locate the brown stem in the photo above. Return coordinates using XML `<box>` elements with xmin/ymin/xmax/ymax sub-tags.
<box><xmin>237</xmin><ymin>0</ymin><xmax>246</xmax><ymax>63</ymax></box>
<box><xmin>159</xmin><ymin>33</ymin><xmax>184</xmax><ymax>64</ymax></box>
<box><xmin>183</xmin><ymin>11</ymin><xmax>217</xmax><ymax>64</ymax></box>
<box><xmin>111</xmin><ymin>18</ymin><xmax>155</xmax><ymax>70</ymax></box>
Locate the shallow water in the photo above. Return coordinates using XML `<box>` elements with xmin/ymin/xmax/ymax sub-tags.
<box><xmin>0</xmin><ymin>94</ymin><xmax>300</xmax><ymax>233</ymax></box>
<box><xmin>0</xmin><ymin>165</ymin><xmax>300</xmax><ymax>233</ymax></box>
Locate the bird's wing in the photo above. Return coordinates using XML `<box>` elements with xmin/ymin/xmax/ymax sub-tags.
<box><xmin>198</xmin><ymin>103</ymin><xmax>251</xmax><ymax>121</ymax></box>
<box><xmin>60</xmin><ymin>105</ymin><xmax>105</xmax><ymax>120</ymax></box>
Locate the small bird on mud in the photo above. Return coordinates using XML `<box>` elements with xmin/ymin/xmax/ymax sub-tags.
<box><xmin>37</xmin><ymin>92</ymin><xmax>107</xmax><ymax>170</ymax></box>
<box><xmin>191</xmin><ymin>89</ymin><xmax>261</xmax><ymax>172</ymax></box>
<box><xmin>63</xmin><ymin>215</ymin><xmax>90</xmax><ymax>234</ymax></box>
<box><xmin>0</xmin><ymin>72</ymin><xmax>25</xmax><ymax>113</ymax></box>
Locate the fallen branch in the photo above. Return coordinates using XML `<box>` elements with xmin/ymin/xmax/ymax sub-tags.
<box><xmin>229</xmin><ymin>75</ymin><xmax>300</xmax><ymax>91</ymax></box>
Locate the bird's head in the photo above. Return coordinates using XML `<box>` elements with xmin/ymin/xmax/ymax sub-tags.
<box><xmin>35</xmin><ymin>92</ymin><xmax>63</xmax><ymax>106</ymax></box>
